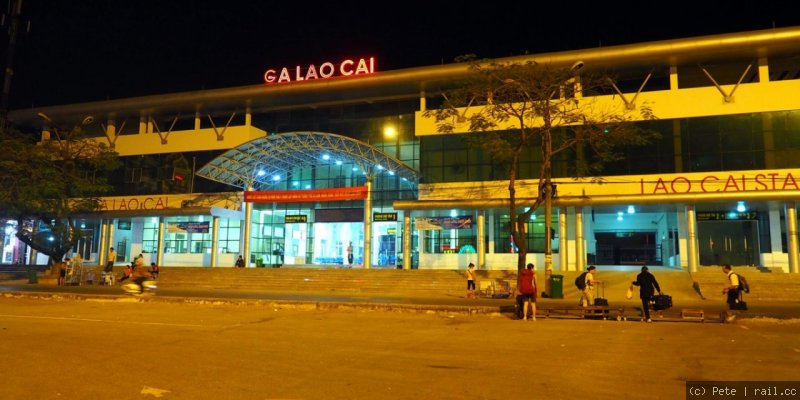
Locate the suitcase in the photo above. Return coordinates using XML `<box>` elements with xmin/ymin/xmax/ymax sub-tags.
<box><xmin>515</xmin><ymin>294</ymin><xmax>534</xmax><ymax>319</ymax></box>
<box><xmin>731</xmin><ymin>293</ymin><xmax>748</xmax><ymax>310</ymax></box>
<box><xmin>593</xmin><ymin>281</ymin><xmax>608</xmax><ymax>306</ymax></box>
<box><xmin>651</xmin><ymin>294</ymin><xmax>672</xmax><ymax>310</ymax></box>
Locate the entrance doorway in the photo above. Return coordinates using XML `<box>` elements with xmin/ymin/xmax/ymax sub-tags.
<box><xmin>312</xmin><ymin>222</ymin><xmax>362</xmax><ymax>265</ymax></box>
<box><xmin>595</xmin><ymin>231</ymin><xmax>660</xmax><ymax>265</ymax></box>
<box><xmin>697</xmin><ymin>220</ymin><xmax>759</xmax><ymax>266</ymax></box>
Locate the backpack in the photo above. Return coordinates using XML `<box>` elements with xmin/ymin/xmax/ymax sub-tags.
<box><xmin>575</xmin><ymin>272</ymin><xmax>588</xmax><ymax>290</ymax></box>
<box><xmin>737</xmin><ymin>274</ymin><xmax>750</xmax><ymax>294</ymax></box>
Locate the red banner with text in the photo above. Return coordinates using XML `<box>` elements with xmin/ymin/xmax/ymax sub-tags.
<box><xmin>244</xmin><ymin>186</ymin><xmax>369</xmax><ymax>203</ymax></box>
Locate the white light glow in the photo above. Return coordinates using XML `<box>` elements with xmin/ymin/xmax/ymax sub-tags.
<box><xmin>736</xmin><ymin>201</ymin><xmax>746</xmax><ymax>212</ymax></box>
<box><xmin>627</xmin><ymin>205</ymin><xmax>635</xmax><ymax>214</ymax></box>
<box><xmin>272</xmin><ymin>175</ymin><xmax>281</xmax><ymax>181</ymax></box>
<box><xmin>257</xmin><ymin>170</ymin><xmax>266</xmax><ymax>176</ymax></box>
<box><xmin>322</xmin><ymin>154</ymin><xmax>330</xmax><ymax>160</ymax></box>
<box><xmin>335</xmin><ymin>160</ymin><xmax>343</xmax><ymax>165</ymax></box>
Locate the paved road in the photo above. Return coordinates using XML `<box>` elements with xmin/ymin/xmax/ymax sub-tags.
<box><xmin>2</xmin><ymin>281</ymin><xmax>799</xmax><ymax>321</ymax></box>
<box><xmin>1</xmin><ymin>296</ymin><xmax>799</xmax><ymax>400</ymax></box>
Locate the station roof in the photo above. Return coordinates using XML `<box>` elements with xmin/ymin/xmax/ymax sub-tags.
<box><xmin>196</xmin><ymin>131</ymin><xmax>418</xmax><ymax>191</ymax></box>
<box><xmin>8</xmin><ymin>26</ymin><xmax>800</xmax><ymax>125</ymax></box>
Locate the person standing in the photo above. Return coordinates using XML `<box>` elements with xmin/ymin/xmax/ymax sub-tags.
<box><xmin>518</xmin><ymin>263</ymin><xmax>538</xmax><ymax>320</ymax></box>
<box><xmin>346</xmin><ymin>242</ymin><xmax>354</xmax><ymax>265</ymax></box>
<box><xmin>579</xmin><ymin>266</ymin><xmax>599</xmax><ymax>307</ymax></box>
<box><xmin>105</xmin><ymin>247</ymin><xmax>116</xmax><ymax>273</ymax></box>
<box><xmin>722</xmin><ymin>264</ymin><xmax>741</xmax><ymax>322</ymax></box>
<box><xmin>632</xmin><ymin>266</ymin><xmax>662</xmax><ymax>322</ymax></box>
<box><xmin>58</xmin><ymin>258</ymin><xmax>69</xmax><ymax>286</ymax></box>
<box><xmin>465</xmin><ymin>263</ymin><xmax>477</xmax><ymax>298</ymax></box>
<box><xmin>235</xmin><ymin>255</ymin><xmax>245</xmax><ymax>268</ymax></box>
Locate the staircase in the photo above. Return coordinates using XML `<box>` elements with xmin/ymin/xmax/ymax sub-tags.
<box><xmin>154</xmin><ymin>267</ymin><xmax>469</xmax><ymax>296</ymax></box>
<box><xmin>690</xmin><ymin>266</ymin><xmax>800</xmax><ymax>302</ymax></box>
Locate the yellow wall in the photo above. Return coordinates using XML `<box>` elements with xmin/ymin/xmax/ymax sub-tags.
<box><xmin>415</xmin><ymin>80</ymin><xmax>800</xmax><ymax>135</ymax></box>
<box><xmin>419</xmin><ymin>168</ymin><xmax>800</xmax><ymax>201</ymax></box>
<box><xmin>98</xmin><ymin>125</ymin><xmax>267</xmax><ymax>156</ymax></box>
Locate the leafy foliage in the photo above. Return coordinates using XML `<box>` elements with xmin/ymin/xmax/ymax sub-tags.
<box><xmin>0</xmin><ymin>124</ymin><xmax>120</xmax><ymax>264</ymax></box>
<box><xmin>424</xmin><ymin>58</ymin><xmax>659</xmax><ymax>270</ymax></box>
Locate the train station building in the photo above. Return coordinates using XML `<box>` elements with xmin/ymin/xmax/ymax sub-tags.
<box><xmin>4</xmin><ymin>27</ymin><xmax>800</xmax><ymax>273</ymax></box>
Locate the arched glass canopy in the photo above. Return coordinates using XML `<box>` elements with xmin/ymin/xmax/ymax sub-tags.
<box><xmin>196</xmin><ymin>131</ymin><xmax>418</xmax><ymax>191</ymax></box>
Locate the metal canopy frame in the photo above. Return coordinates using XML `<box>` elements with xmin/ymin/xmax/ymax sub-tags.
<box><xmin>196</xmin><ymin>131</ymin><xmax>418</xmax><ymax>191</ymax></box>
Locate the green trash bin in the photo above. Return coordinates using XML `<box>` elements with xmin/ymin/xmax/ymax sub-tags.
<box><xmin>550</xmin><ymin>274</ymin><xmax>563</xmax><ymax>299</ymax></box>
<box><xmin>28</xmin><ymin>266</ymin><xmax>38</xmax><ymax>284</ymax></box>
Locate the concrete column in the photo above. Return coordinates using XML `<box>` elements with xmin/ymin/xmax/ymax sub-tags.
<box><xmin>477</xmin><ymin>209</ymin><xmax>485</xmax><ymax>270</ymax></box>
<box><xmin>106</xmin><ymin>120</ymin><xmax>116</xmax><ymax>145</ymax></box>
<box><xmin>487</xmin><ymin>212</ymin><xmax>495</xmax><ymax>255</ymax></box>
<box><xmin>687</xmin><ymin>204</ymin><xmax>699</xmax><ymax>273</ymax></box>
<box><xmin>576</xmin><ymin>207</ymin><xmax>584</xmax><ymax>271</ymax></box>
<box><xmin>786</xmin><ymin>202</ymin><xmax>800</xmax><ymax>274</ymax></box>
<box><xmin>98</xmin><ymin>220</ymin><xmax>108</xmax><ymax>266</ymax></box>
<box><xmin>363</xmin><ymin>179</ymin><xmax>373</xmax><ymax>269</ymax></box>
<box><xmin>243</xmin><ymin>186</ymin><xmax>253</xmax><ymax>267</ymax></box>
<box><xmin>559</xmin><ymin>207</ymin><xmax>568</xmax><ymax>271</ymax></box>
<box><xmin>403</xmin><ymin>212</ymin><xmax>411</xmax><ymax>270</ymax></box>
<box><xmin>210</xmin><ymin>216</ymin><xmax>220</xmax><ymax>268</ymax></box>
<box><xmin>758</xmin><ymin>57</ymin><xmax>770</xmax><ymax>83</ymax></box>
<box><xmin>669</xmin><ymin>65</ymin><xmax>679</xmax><ymax>90</ymax></box>
<box><xmin>768</xmin><ymin>207</ymin><xmax>783</xmax><ymax>256</ymax></box>
<box><xmin>156</xmin><ymin>218</ymin><xmax>164</xmax><ymax>267</ymax></box>
<box><xmin>107</xmin><ymin>222</ymin><xmax>115</xmax><ymax>262</ymax></box>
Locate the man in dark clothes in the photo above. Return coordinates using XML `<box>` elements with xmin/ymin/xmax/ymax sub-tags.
<box><xmin>632</xmin><ymin>266</ymin><xmax>662</xmax><ymax>322</ymax></box>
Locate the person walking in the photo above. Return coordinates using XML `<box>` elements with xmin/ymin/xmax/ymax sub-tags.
<box><xmin>346</xmin><ymin>242</ymin><xmax>354</xmax><ymax>266</ymax></box>
<box><xmin>465</xmin><ymin>263</ymin><xmax>477</xmax><ymax>298</ymax></box>
<box><xmin>518</xmin><ymin>263</ymin><xmax>538</xmax><ymax>320</ymax></box>
<box><xmin>722</xmin><ymin>264</ymin><xmax>741</xmax><ymax>322</ymax></box>
<box><xmin>632</xmin><ymin>266</ymin><xmax>662</xmax><ymax>322</ymax></box>
<box><xmin>105</xmin><ymin>247</ymin><xmax>116</xmax><ymax>273</ymax></box>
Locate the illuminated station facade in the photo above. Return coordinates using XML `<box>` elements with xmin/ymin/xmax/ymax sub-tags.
<box><xmin>5</xmin><ymin>27</ymin><xmax>800</xmax><ymax>274</ymax></box>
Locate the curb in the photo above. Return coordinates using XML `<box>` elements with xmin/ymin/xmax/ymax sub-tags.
<box><xmin>0</xmin><ymin>290</ymin><xmax>503</xmax><ymax>316</ymax></box>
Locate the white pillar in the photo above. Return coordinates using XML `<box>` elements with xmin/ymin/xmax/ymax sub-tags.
<box><xmin>211</xmin><ymin>216</ymin><xmax>220</xmax><ymax>268</ymax></box>
<box><xmin>576</xmin><ymin>207</ymin><xmax>585</xmax><ymax>271</ymax></box>
<box><xmin>786</xmin><ymin>202</ymin><xmax>799</xmax><ymax>274</ymax></box>
<box><xmin>363</xmin><ymin>179</ymin><xmax>373</xmax><ymax>269</ymax></box>
<box><xmin>477</xmin><ymin>209</ymin><xmax>485</xmax><ymax>270</ymax></box>
<box><xmin>157</xmin><ymin>218</ymin><xmax>165</xmax><ymax>267</ymax></box>
<box><xmin>243</xmin><ymin>186</ymin><xmax>253</xmax><ymax>267</ymax></box>
<box><xmin>687</xmin><ymin>204</ymin><xmax>699</xmax><ymax>273</ymax></box>
<box><xmin>559</xmin><ymin>207</ymin><xmax>568</xmax><ymax>271</ymax></box>
<box><xmin>98</xmin><ymin>220</ymin><xmax>108</xmax><ymax>266</ymax></box>
<box><xmin>403</xmin><ymin>212</ymin><xmax>411</xmax><ymax>270</ymax></box>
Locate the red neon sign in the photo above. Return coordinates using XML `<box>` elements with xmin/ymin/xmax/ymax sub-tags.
<box><xmin>263</xmin><ymin>57</ymin><xmax>375</xmax><ymax>84</ymax></box>
<box><xmin>244</xmin><ymin>186</ymin><xmax>369</xmax><ymax>203</ymax></box>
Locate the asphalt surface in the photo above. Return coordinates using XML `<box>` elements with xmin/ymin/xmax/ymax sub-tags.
<box><xmin>2</xmin><ymin>280</ymin><xmax>799</xmax><ymax>321</ymax></box>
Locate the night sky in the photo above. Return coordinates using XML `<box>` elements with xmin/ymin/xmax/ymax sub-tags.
<box><xmin>3</xmin><ymin>1</ymin><xmax>800</xmax><ymax>110</ymax></box>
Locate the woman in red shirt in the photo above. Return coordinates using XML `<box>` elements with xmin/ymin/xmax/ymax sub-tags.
<box><xmin>519</xmin><ymin>263</ymin><xmax>538</xmax><ymax>321</ymax></box>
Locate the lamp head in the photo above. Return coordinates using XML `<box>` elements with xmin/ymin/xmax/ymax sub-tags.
<box><xmin>82</xmin><ymin>116</ymin><xmax>94</xmax><ymax>125</ymax></box>
<box><xmin>571</xmin><ymin>60</ymin><xmax>585</xmax><ymax>72</ymax></box>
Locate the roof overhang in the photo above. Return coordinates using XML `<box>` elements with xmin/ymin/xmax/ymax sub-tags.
<box><xmin>8</xmin><ymin>27</ymin><xmax>800</xmax><ymax>124</ymax></box>
<box><xmin>196</xmin><ymin>131</ymin><xmax>417</xmax><ymax>191</ymax></box>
